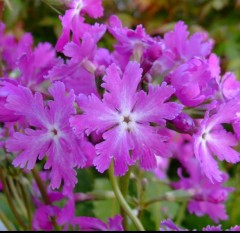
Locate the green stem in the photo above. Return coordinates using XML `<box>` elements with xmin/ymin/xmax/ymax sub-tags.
<box><xmin>109</xmin><ymin>163</ymin><xmax>145</xmax><ymax>231</ymax></box>
<box><xmin>175</xmin><ymin>201</ymin><xmax>187</xmax><ymax>226</ymax></box>
<box><xmin>74</xmin><ymin>191</ymin><xmax>115</xmax><ymax>202</ymax></box>
<box><xmin>120</xmin><ymin>168</ymin><xmax>131</xmax><ymax>230</ymax></box>
<box><xmin>0</xmin><ymin>211</ymin><xmax>15</xmax><ymax>231</ymax></box>
<box><xmin>7</xmin><ymin>177</ymin><xmax>28</xmax><ymax>219</ymax></box>
<box><xmin>144</xmin><ymin>195</ymin><xmax>167</xmax><ymax>208</ymax></box>
<box><xmin>0</xmin><ymin>169</ymin><xmax>27</xmax><ymax>230</ymax></box>
<box><xmin>18</xmin><ymin>182</ymin><xmax>32</xmax><ymax>230</ymax></box>
<box><xmin>32</xmin><ymin>168</ymin><xmax>51</xmax><ymax>205</ymax></box>
<box><xmin>144</xmin><ymin>190</ymin><xmax>192</xmax><ymax>208</ymax></box>
<box><xmin>42</xmin><ymin>0</ymin><xmax>62</xmax><ymax>14</ymax></box>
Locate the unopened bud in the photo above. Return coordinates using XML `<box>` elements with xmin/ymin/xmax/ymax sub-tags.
<box><xmin>172</xmin><ymin>113</ymin><xmax>196</xmax><ymax>134</ymax></box>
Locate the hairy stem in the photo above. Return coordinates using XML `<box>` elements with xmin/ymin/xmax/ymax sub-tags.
<box><xmin>109</xmin><ymin>163</ymin><xmax>145</xmax><ymax>231</ymax></box>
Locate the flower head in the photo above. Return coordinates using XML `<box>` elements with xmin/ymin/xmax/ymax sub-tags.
<box><xmin>71</xmin><ymin>61</ymin><xmax>182</xmax><ymax>175</ymax></box>
<box><xmin>5</xmin><ymin>82</ymin><xmax>88</xmax><ymax>194</ymax></box>
<box><xmin>193</xmin><ymin>99</ymin><xmax>240</xmax><ymax>182</ymax></box>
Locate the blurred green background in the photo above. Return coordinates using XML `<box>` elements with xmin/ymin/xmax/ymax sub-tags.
<box><xmin>2</xmin><ymin>0</ymin><xmax>240</xmax><ymax>230</ymax></box>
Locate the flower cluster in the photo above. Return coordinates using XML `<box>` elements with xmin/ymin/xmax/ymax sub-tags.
<box><xmin>1</xmin><ymin>0</ymin><xmax>240</xmax><ymax>231</ymax></box>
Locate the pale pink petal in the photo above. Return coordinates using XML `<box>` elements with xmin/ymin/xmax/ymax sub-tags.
<box><xmin>6</xmin><ymin>129</ymin><xmax>50</xmax><ymax>169</ymax></box>
<box><xmin>71</xmin><ymin>93</ymin><xmax>118</xmax><ymax>135</ymax></box>
<box><xmin>208</xmin><ymin>129</ymin><xmax>240</xmax><ymax>163</ymax></box>
<box><xmin>94</xmin><ymin>126</ymin><xmax>135</xmax><ymax>175</ymax></box>
<box><xmin>134</xmin><ymin>82</ymin><xmax>182</xmax><ymax>124</ymax></box>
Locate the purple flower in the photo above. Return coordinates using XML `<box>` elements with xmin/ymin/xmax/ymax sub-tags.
<box><xmin>17</xmin><ymin>42</ymin><xmax>57</xmax><ymax>91</ymax></box>
<box><xmin>171</xmin><ymin>156</ymin><xmax>233</xmax><ymax>222</ymax></box>
<box><xmin>73</xmin><ymin>215</ymin><xmax>123</xmax><ymax>231</ymax></box>
<box><xmin>56</xmin><ymin>0</ymin><xmax>104</xmax><ymax>51</ymax></box>
<box><xmin>47</xmin><ymin>25</ymin><xmax>107</xmax><ymax>96</ymax></box>
<box><xmin>108</xmin><ymin>15</ymin><xmax>157</xmax><ymax>69</ymax></box>
<box><xmin>0</xmin><ymin>22</ymin><xmax>33</xmax><ymax>74</ymax></box>
<box><xmin>220</xmin><ymin>72</ymin><xmax>240</xmax><ymax>101</ymax></box>
<box><xmin>170</xmin><ymin>57</ymin><xmax>217</xmax><ymax>107</ymax></box>
<box><xmin>0</xmin><ymin>79</ymin><xmax>22</xmax><ymax>122</ymax></box>
<box><xmin>193</xmin><ymin>99</ymin><xmax>240</xmax><ymax>182</ymax></box>
<box><xmin>160</xmin><ymin>219</ymin><xmax>240</xmax><ymax>231</ymax></box>
<box><xmin>160</xmin><ymin>219</ymin><xmax>187</xmax><ymax>231</ymax></box>
<box><xmin>71</xmin><ymin>61</ymin><xmax>182</xmax><ymax>175</ymax></box>
<box><xmin>5</xmin><ymin>82</ymin><xmax>88</xmax><ymax>194</ymax></box>
<box><xmin>33</xmin><ymin>205</ymin><xmax>61</xmax><ymax>231</ymax></box>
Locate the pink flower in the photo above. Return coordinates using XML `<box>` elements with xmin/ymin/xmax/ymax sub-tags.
<box><xmin>71</xmin><ymin>61</ymin><xmax>182</xmax><ymax>175</ymax></box>
<box><xmin>56</xmin><ymin>0</ymin><xmax>104</xmax><ymax>51</ymax></box>
<box><xmin>220</xmin><ymin>72</ymin><xmax>240</xmax><ymax>101</ymax></box>
<box><xmin>193</xmin><ymin>99</ymin><xmax>240</xmax><ymax>182</ymax></box>
<box><xmin>18</xmin><ymin>42</ymin><xmax>57</xmax><ymax>91</ymax></box>
<box><xmin>47</xmin><ymin>25</ymin><xmax>107</xmax><ymax>96</ymax></box>
<box><xmin>172</xmin><ymin>163</ymin><xmax>232</xmax><ymax>223</ymax></box>
<box><xmin>152</xmin><ymin>21</ymin><xmax>213</xmax><ymax>77</ymax></box>
<box><xmin>73</xmin><ymin>215</ymin><xmax>123</xmax><ymax>231</ymax></box>
<box><xmin>5</xmin><ymin>82</ymin><xmax>88</xmax><ymax>194</ymax></box>
<box><xmin>170</xmin><ymin>57</ymin><xmax>217</xmax><ymax>107</ymax></box>
<box><xmin>108</xmin><ymin>15</ymin><xmax>157</xmax><ymax>69</ymax></box>
<box><xmin>0</xmin><ymin>22</ymin><xmax>33</xmax><ymax>74</ymax></box>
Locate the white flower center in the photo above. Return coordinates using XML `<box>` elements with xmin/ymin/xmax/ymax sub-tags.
<box><xmin>118</xmin><ymin>112</ymin><xmax>136</xmax><ymax>131</ymax></box>
<box><xmin>74</xmin><ymin>0</ymin><xmax>83</xmax><ymax>14</ymax></box>
<box><xmin>48</xmin><ymin>125</ymin><xmax>62</xmax><ymax>141</ymax></box>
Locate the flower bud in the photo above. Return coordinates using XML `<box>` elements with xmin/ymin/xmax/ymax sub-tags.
<box><xmin>172</xmin><ymin>112</ymin><xmax>196</xmax><ymax>134</ymax></box>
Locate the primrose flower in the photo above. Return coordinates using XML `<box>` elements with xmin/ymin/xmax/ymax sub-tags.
<box><xmin>160</xmin><ymin>219</ymin><xmax>240</xmax><ymax>231</ymax></box>
<box><xmin>153</xmin><ymin>21</ymin><xmax>213</xmax><ymax>75</ymax></box>
<box><xmin>108</xmin><ymin>15</ymin><xmax>159</xmax><ymax>69</ymax></box>
<box><xmin>172</xmin><ymin>157</ymin><xmax>233</xmax><ymax>222</ymax></box>
<box><xmin>56</xmin><ymin>0</ymin><xmax>104</xmax><ymax>51</ymax></box>
<box><xmin>5</xmin><ymin>82</ymin><xmax>87</xmax><ymax>194</ymax></box>
<box><xmin>193</xmin><ymin>98</ymin><xmax>240</xmax><ymax>182</ymax></box>
<box><xmin>47</xmin><ymin>24</ymin><xmax>107</xmax><ymax>96</ymax></box>
<box><xmin>71</xmin><ymin>61</ymin><xmax>182</xmax><ymax>175</ymax></box>
<box><xmin>73</xmin><ymin>215</ymin><xmax>123</xmax><ymax>231</ymax></box>
<box><xmin>170</xmin><ymin>57</ymin><xmax>217</xmax><ymax>107</ymax></box>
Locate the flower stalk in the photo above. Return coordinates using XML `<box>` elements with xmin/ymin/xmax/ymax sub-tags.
<box><xmin>109</xmin><ymin>163</ymin><xmax>145</xmax><ymax>231</ymax></box>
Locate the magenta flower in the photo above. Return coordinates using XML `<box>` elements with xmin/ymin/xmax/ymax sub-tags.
<box><xmin>56</xmin><ymin>0</ymin><xmax>104</xmax><ymax>51</ymax></box>
<box><xmin>170</xmin><ymin>58</ymin><xmax>217</xmax><ymax>107</ymax></box>
<box><xmin>0</xmin><ymin>22</ymin><xmax>33</xmax><ymax>74</ymax></box>
<box><xmin>70</xmin><ymin>61</ymin><xmax>182</xmax><ymax>175</ymax></box>
<box><xmin>47</xmin><ymin>25</ymin><xmax>106</xmax><ymax>96</ymax></box>
<box><xmin>33</xmin><ymin>205</ymin><xmax>61</xmax><ymax>231</ymax></box>
<box><xmin>73</xmin><ymin>215</ymin><xmax>123</xmax><ymax>231</ymax></box>
<box><xmin>160</xmin><ymin>219</ymin><xmax>186</xmax><ymax>231</ymax></box>
<box><xmin>18</xmin><ymin>42</ymin><xmax>57</xmax><ymax>91</ymax></box>
<box><xmin>220</xmin><ymin>72</ymin><xmax>240</xmax><ymax>101</ymax></box>
<box><xmin>172</xmin><ymin>153</ymin><xmax>233</xmax><ymax>222</ymax></box>
<box><xmin>108</xmin><ymin>15</ymin><xmax>156</xmax><ymax>69</ymax></box>
<box><xmin>193</xmin><ymin>99</ymin><xmax>240</xmax><ymax>182</ymax></box>
<box><xmin>152</xmin><ymin>21</ymin><xmax>213</xmax><ymax>77</ymax></box>
<box><xmin>0</xmin><ymin>79</ymin><xmax>22</xmax><ymax>122</ymax></box>
<box><xmin>5</xmin><ymin>82</ymin><xmax>87</xmax><ymax>194</ymax></box>
<box><xmin>160</xmin><ymin>219</ymin><xmax>240</xmax><ymax>231</ymax></box>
